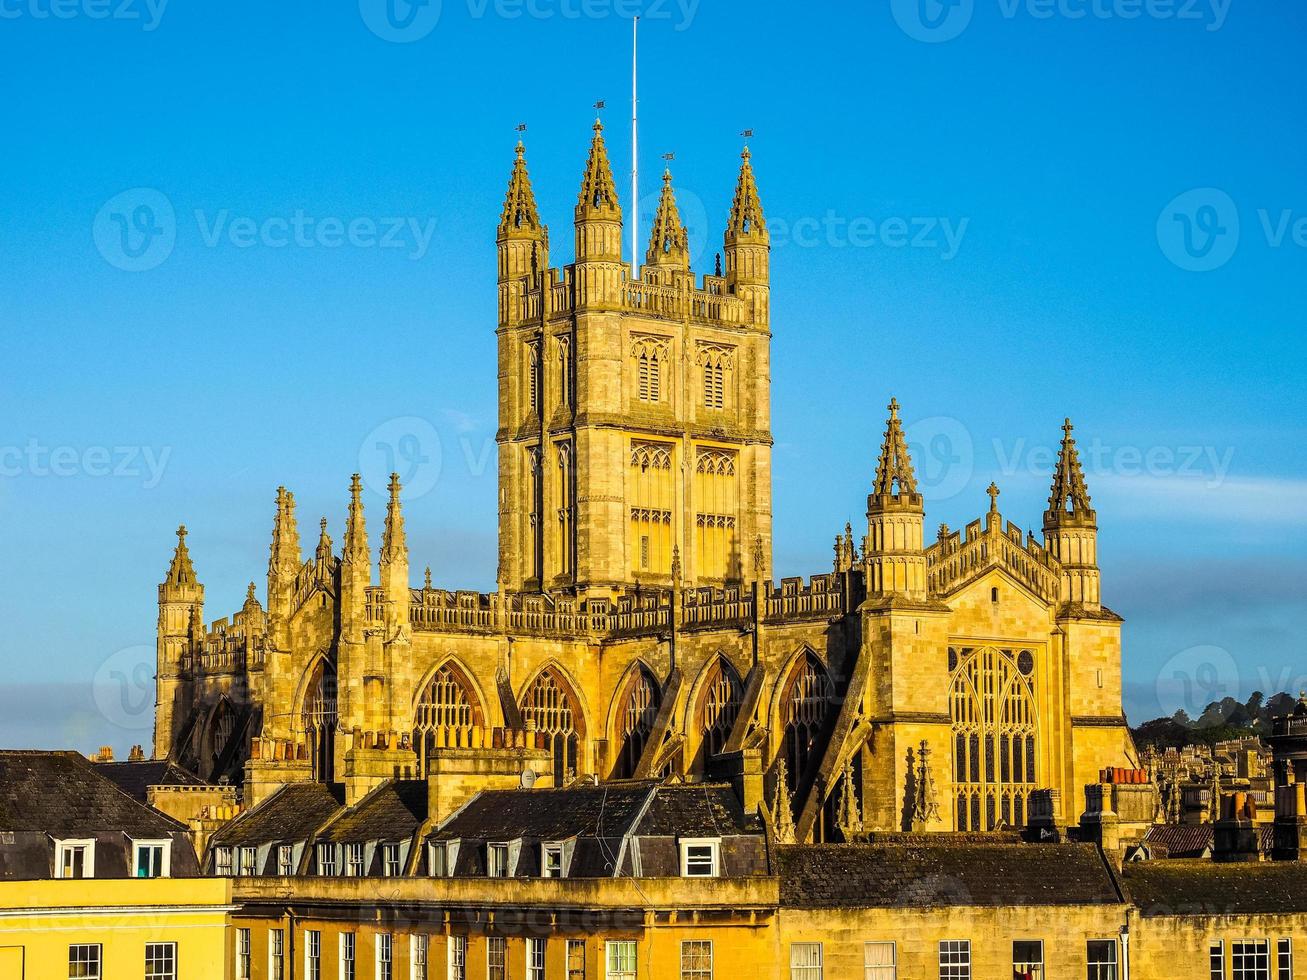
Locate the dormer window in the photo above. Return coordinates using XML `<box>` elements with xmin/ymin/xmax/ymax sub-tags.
<box><xmin>487</xmin><ymin>843</ymin><xmax>510</xmax><ymax>878</ymax></box>
<box><xmin>317</xmin><ymin>843</ymin><xmax>337</xmax><ymax>876</ymax></box>
<box><xmin>132</xmin><ymin>839</ymin><xmax>170</xmax><ymax>878</ymax></box>
<box><xmin>382</xmin><ymin>843</ymin><xmax>402</xmax><ymax>877</ymax></box>
<box><xmin>344</xmin><ymin>843</ymin><xmax>365</xmax><ymax>877</ymax></box>
<box><xmin>277</xmin><ymin>844</ymin><xmax>295</xmax><ymax>876</ymax></box>
<box><xmin>238</xmin><ymin>846</ymin><xmax>257</xmax><ymax>877</ymax></box>
<box><xmin>428</xmin><ymin>841</ymin><xmax>452</xmax><ymax>877</ymax></box>
<box><xmin>55</xmin><ymin>839</ymin><xmax>95</xmax><ymax>879</ymax></box>
<box><xmin>542</xmin><ymin>843</ymin><xmax>565</xmax><ymax>879</ymax></box>
<box><xmin>214</xmin><ymin>846</ymin><xmax>233</xmax><ymax>876</ymax></box>
<box><xmin>679</xmin><ymin>839</ymin><xmax>720</xmax><ymax>878</ymax></box>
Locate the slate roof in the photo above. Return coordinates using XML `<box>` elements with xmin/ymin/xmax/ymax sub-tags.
<box><xmin>633</xmin><ymin>783</ymin><xmax>761</xmax><ymax>836</ymax></box>
<box><xmin>96</xmin><ymin>759</ymin><xmax>208</xmax><ymax>803</ymax></box>
<box><xmin>0</xmin><ymin>751</ymin><xmax>186</xmax><ymax>837</ymax></box>
<box><xmin>1124</xmin><ymin>861</ymin><xmax>1307</xmax><ymax>916</ymax></box>
<box><xmin>432</xmin><ymin>784</ymin><xmax>654</xmax><ymax>842</ymax></box>
<box><xmin>209</xmin><ymin>782</ymin><xmax>345</xmax><ymax>848</ymax></box>
<box><xmin>1143</xmin><ymin>823</ymin><xmax>1274</xmax><ymax>859</ymax></box>
<box><xmin>778</xmin><ymin>842</ymin><xmax>1124</xmax><ymax>908</ymax></box>
<box><xmin>318</xmin><ymin>781</ymin><xmax>427</xmax><ymax>843</ymax></box>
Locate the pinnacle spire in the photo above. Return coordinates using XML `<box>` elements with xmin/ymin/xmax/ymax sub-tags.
<box><xmin>1044</xmin><ymin>418</ymin><xmax>1096</xmax><ymax>529</ymax></box>
<box><xmin>498</xmin><ymin>140</ymin><xmax>544</xmax><ymax>238</ymax></box>
<box><xmin>344</xmin><ymin>474</ymin><xmax>369</xmax><ymax>564</ymax></box>
<box><xmin>645</xmin><ymin>168</ymin><xmax>690</xmax><ymax>269</ymax></box>
<box><xmin>165</xmin><ymin>525</ymin><xmax>198</xmax><ymax>588</ymax></box>
<box><xmin>726</xmin><ymin>146</ymin><xmax>767</xmax><ymax>242</ymax></box>
<box><xmin>575</xmin><ymin>119</ymin><xmax>621</xmax><ymax>221</ymax></box>
<box><xmin>382</xmin><ymin>473</ymin><xmax>408</xmax><ymax>565</ymax></box>
<box><xmin>315</xmin><ymin>517</ymin><xmax>333</xmax><ymax>564</ymax></box>
<box><xmin>869</xmin><ymin>398</ymin><xmax>920</xmax><ymax>506</ymax></box>
<box><xmin>268</xmin><ymin>486</ymin><xmax>301</xmax><ymax>583</ymax></box>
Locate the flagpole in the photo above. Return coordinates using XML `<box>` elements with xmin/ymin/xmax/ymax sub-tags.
<box><xmin>631</xmin><ymin>15</ymin><xmax>639</xmax><ymax>277</ymax></box>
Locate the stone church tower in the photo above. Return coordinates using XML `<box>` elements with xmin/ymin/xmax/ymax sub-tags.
<box><xmin>495</xmin><ymin>122</ymin><xmax>774</xmax><ymax>596</ymax></box>
<box><xmin>152</xmin><ymin>125</ymin><xmax>1138</xmax><ymax>840</ymax></box>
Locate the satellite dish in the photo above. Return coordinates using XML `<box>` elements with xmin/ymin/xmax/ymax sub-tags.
<box><xmin>520</xmin><ymin>768</ymin><xmax>538</xmax><ymax>789</ymax></box>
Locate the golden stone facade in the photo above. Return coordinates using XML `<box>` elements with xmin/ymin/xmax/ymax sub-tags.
<box><xmin>152</xmin><ymin>124</ymin><xmax>1136</xmax><ymax>840</ymax></box>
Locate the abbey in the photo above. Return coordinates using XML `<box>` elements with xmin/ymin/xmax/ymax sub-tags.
<box><xmin>152</xmin><ymin>122</ymin><xmax>1135</xmax><ymax>842</ymax></box>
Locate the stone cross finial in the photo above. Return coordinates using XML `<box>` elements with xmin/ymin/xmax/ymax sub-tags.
<box><xmin>987</xmin><ymin>482</ymin><xmax>1001</xmax><ymax>512</ymax></box>
<box><xmin>888</xmin><ymin>397</ymin><xmax>901</xmax><ymax>419</ymax></box>
<box><xmin>1063</xmin><ymin>418</ymin><xmax>1074</xmax><ymax>437</ymax></box>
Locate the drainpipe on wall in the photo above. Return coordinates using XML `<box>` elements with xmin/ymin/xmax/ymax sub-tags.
<box><xmin>1120</xmin><ymin>923</ymin><xmax>1131</xmax><ymax>980</ymax></box>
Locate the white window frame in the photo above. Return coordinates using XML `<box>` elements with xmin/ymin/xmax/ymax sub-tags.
<box><xmin>1087</xmin><ymin>939</ymin><xmax>1119</xmax><ymax>980</ymax></box>
<box><xmin>1013</xmin><ymin>939</ymin><xmax>1044</xmax><ymax>980</ymax></box>
<box><xmin>55</xmin><ymin>839</ymin><xmax>96</xmax><ymax>880</ymax></box>
<box><xmin>606</xmin><ymin>940</ymin><xmax>637</xmax><ymax>980</ymax></box>
<box><xmin>214</xmin><ymin>846</ymin><xmax>233</xmax><ymax>876</ymax></box>
<box><xmin>487</xmin><ymin>936</ymin><xmax>507</xmax><ymax>980</ymax></box>
<box><xmin>411</xmin><ymin>935</ymin><xmax>429</xmax><ymax>980</ymax></box>
<box><xmin>790</xmin><ymin>942</ymin><xmax>823</xmax><ymax>980</ymax></box>
<box><xmin>487</xmin><ymin>842</ymin><xmax>511</xmax><ymax>878</ymax></box>
<box><xmin>306</xmin><ymin>930</ymin><xmax>322</xmax><ymax>980</ymax></box>
<box><xmin>277</xmin><ymin>844</ymin><xmax>295</xmax><ymax>876</ymax></box>
<box><xmin>376</xmin><ymin>934</ymin><xmax>393</xmax><ymax>980</ymax></box>
<box><xmin>429</xmin><ymin>841</ymin><xmax>454</xmax><ymax>877</ymax></box>
<box><xmin>527</xmin><ymin>937</ymin><xmax>546</xmax><ymax>980</ymax></box>
<box><xmin>448</xmin><ymin>936</ymin><xmax>467</xmax><ymax>980</ymax></box>
<box><xmin>317</xmin><ymin>843</ymin><xmax>337</xmax><ymax>876</ymax></box>
<box><xmin>679</xmin><ymin>838</ymin><xmax>721</xmax><ymax>878</ymax></box>
<box><xmin>1277</xmin><ymin>939</ymin><xmax>1294</xmax><ymax>980</ymax></box>
<box><xmin>939</xmin><ymin>940</ymin><xmax>971</xmax><ymax>980</ymax></box>
<box><xmin>145</xmin><ymin>942</ymin><xmax>178</xmax><ymax>980</ymax></box>
<box><xmin>382</xmin><ymin>842</ymin><xmax>403</xmax><ymax>877</ymax></box>
<box><xmin>68</xmin><ymin>943</ymin><xmax>103</xmax><ymax>980</ymax></box>
<box><xmin>269</xmin><ymin>928</ymin><xmax>286</xmax><ymax>980</ymax></box>
<box><xmin>1233</xmin><ymin>940</ymin><xmax>1271</xmax><ymax>980</ymax></box>
<box><xmin>864</xmin><ymin>941</ymin><xmax>897</xmax><ymax>980</ymax></box>
<box><xmin>133</xmin><ymin>838</ymin><xmax>171</xmax><ymax>878</ymax></box>
<box><xmin>542</xmin><ymin>842</ymin><xmax>565</xmax><ymax>878</ymax></box>
<box><xmin>344</xmin><ymin>842</ymin><xmax>365</xmax><ymax>877</ymax></box>
<box><xmin>236</xmin><ymin>928</ymin><xmax>252</xmax><ymax>980</ymax></box>
<box><xmin>681</xmin><ymin>939</ymin><xmax>713</xmax><ymax>980</ymax></box>
<box><xmin>1212</xmin><ymin>940</ymin><xmax>1227</xmax><ymax>980</ymax></box>
<box><xmin>567</xmin><ymin>940</ymin><xmax>586</xmax><ymax>980</ymax></box>
<box><xmin>238</xmin><ymin>845</ymin><xmax>257</xmax><ymax>877</ymax></box>
<box><xmin>340</xmin><ymin>932</ymin><xmax>357</xmax><ymax>980</ymax></box>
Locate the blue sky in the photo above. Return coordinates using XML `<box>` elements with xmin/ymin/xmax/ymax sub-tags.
<box><xmin>0</xmin><ymin>0</ymin><xmax>1303</xmax><ymax>753</ymax></box>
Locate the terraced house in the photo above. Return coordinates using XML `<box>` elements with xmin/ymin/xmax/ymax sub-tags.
<box><xmin>151</xmin><ymin>125</ymin><xmax>1135</xmax><ymax>844</ymax></box>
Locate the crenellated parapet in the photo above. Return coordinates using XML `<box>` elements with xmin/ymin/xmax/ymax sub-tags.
<box><xmin>926</xmin><ymin>513</ymin><xmax>1063</xmax><ymax>604</ymax></box>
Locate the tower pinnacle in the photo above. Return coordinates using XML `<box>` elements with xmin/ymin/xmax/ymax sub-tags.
<box><xmin>344</xmin><ymin>474</ymin><xmax>369</xmax><ymax>565</ymax></box>
<box><xmin>726</xmin><ymin>146</ymin><xmax>768</xmax><ymax>243</ymax></box>
<box><xmin>499</xmin><ymin>140</ymin><xmax>544</xmax><ymax>238</ymax></box>
<box><xmin>165</xmin><ymin>525</ymin><xmax>198</xmax><ymax>588</ymax></box>
<box><xmin>645</xmin><ymin>167</ymin><xmax>690</xmax><ymax>269</ymax></box>
<box><xmin>1044</xmin><ymin>418</ymin><xmax>1096</xmax><ymax>529</ymax></box>
<box><xmin>576</xmin><ymin>119</ymin><xmax>621</xmax><ymax>222</ymax></box>
<box><xmin>869</xmin><ymin>398</ymin><xmax>921</xmax><ymax>509</ymax></box>
<box><xmin>382</xmin><ymin>473</ymin><xmax>408</xmax><ymax>565</ymax></box>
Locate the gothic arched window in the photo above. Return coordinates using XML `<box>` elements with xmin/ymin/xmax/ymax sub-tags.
<box><xmin>697</xmin><ymin>658</ymin><xmax>744</xmax><ymax>765</ymax></box>
<box><xmin>302</xmin><ymin>659</ymin><xmax>338</xmax><ymax>783</ymax></box>
<box><xmin>612</xmin><ymin>666</ymin><xmax>660</xmax><ymax>779</ymax></box>
<box><xmin>414</xmin><ymin>662</ymin><xmax>483</xmax><ymax>772</ymax></box>
<box><xmin>950</xmin><ymin>646</ymin><xmax>1038</xmax><ymax>831</ymax></box>
<box><xmin>523</xmin><ymin>668</ymin><xmax>584</xmax><ymax>782</ymax></box>
<box><xmin>781</xmin><ymin>653</ymin><xmax>834</xmax><ymax>793</ymax></box>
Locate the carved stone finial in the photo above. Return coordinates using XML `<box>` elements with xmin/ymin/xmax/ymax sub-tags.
<box><xmin>987</xmin><ymin>482</ymin><xmax>1001</xmax><ymax>513</ymax></box>
<box><xmin>424</xmin><ymin>566</ymin><xmax>433</xmax><ymax>590</ymax></box>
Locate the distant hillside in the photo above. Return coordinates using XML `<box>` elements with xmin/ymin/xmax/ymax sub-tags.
<box><xmin>1131</xmin><ymin>691</ymin><xmax>1297</xmax><ymax>750</ymax></box>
